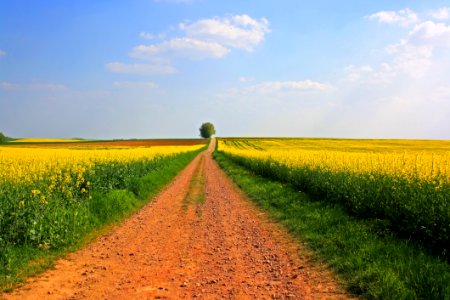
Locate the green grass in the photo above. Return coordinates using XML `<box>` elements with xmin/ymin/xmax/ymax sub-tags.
<box><xmin>183</xmin><ymin>156</ymin><xmax>206</xmax><ymax>211</ymax></box>
<box><xmin>0</xmin><ymin>147</ymin><xmax>204</xmax><ymax>292</ymax></box>
<box><xmin>219</xmin><ymin>151</ymin><xmax>450</xmax><ymax>261</ymax></box>
<box><xmin>214</xmin><ymin>151</ymin><xmax>450</xmax><ymax>299</ymax></box>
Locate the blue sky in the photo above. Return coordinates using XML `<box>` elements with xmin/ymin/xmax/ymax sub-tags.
<box><xmin>1</xmin><ymin>0</ymin><xmax>450</xmax><ymax>139</ymax></box>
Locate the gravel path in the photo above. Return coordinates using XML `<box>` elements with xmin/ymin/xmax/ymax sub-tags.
<box><xmin>2</xmin><ymin>139</ymin><xmax>351</xmax><ymax>299</ymax></box>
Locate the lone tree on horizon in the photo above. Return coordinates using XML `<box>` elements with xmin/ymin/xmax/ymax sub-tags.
<box><xmin>0</xmin><ymin>132</ymin><xmax>6</xmax><ymax>144</ymax></box>
<box><xmin>199</xmin><ymin>122</ymin><xmax>216</xmax><ymax>139</ymax></box>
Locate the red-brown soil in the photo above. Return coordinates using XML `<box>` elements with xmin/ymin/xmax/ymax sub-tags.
<box><xmin>2</xmin><ymin>139</ymin><xmax>351</xmax><ymax>299</ymax></box>
<box><xmin>8</xmin><ymin>139</ymin><xmax>206</xmax><ymax>148</ymax></box>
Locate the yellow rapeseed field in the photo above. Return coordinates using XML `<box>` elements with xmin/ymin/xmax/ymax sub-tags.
<box><xmin>218</xmin><ymin>138</ymin><xmax>450</xmax><ymax>183</ymax></box>
<box><xmin>0</xmin><ymin>141</ymin><xmax>204</xmax><ymax>281</ymax></box>
<box><xmin>0</xmin><ymin>145</ymin><xmax>203</xmax><ymax>184</ymax></box>
<box><xmin>218</xmin><ymin>138</ymin><xmax>450</xmax><ymax>258</ymax></box>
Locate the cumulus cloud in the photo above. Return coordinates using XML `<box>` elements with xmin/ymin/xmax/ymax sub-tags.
<box><xmin>117</xmin><ymin>14</ymin><xmax>270</xmax><ymax>69</ymax></box>
<box><xmin>367</xmin><ymin>8</ymin><xmax>419</xmax><ymax>27</ymax></box>
<box><xmin>130</xmin><ymin>38</ymin><xmax>229</xmax><ymax>61</ymax></box>
<box><xmin>408</xmin><ymin>21</ymin><xmax>450</xmax><ymax>47</ymax></box>
<box><xmin>429</xmin><ymin>7</ymin><xmax>450</xmax><ymax>20</ymax></box>
<box><xmin>0</xmin><ymin>50</ymin><xmax>6</xmax><ymax>56</ymax></box>
<box><xmin>385</xmin><ymin>20</ymin><xmax>450</xmax><ymax>77</ymax></box>
<box><xmin>357</xmin><ymin>9</ymin><xmax>450</xmax><ymax>81</ymax></box>
<box><xmin>335</xmin><ymin>7</ymin><xmax>450</xmax><ymax>138</ymax></box>
<box><xmin>113</xmin><ymin>81</ymin><xmax>159</xmax><ymax>89</ymax></box>
<box><xmin>129</xmin><ymin>14</ymin><xmax>269</xmax><ymax>63</ymax></box>
<box><xmin>107</xmin><ymin>14</ymin><xmax>269</xmax><ymax>77</ymax></box>
<box><xmin>180</xmin><ymin>14</ymin><xmax>270</xmax><ymax>51</ymax></box>
<box><xmin>106</xmin><ymin>62</ymin><xmax>176</xmax><ymax>75</ymax></box>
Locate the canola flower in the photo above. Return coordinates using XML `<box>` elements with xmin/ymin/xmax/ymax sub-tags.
<box><xmin>0</xmin><ymin>144</ymin><xmax>203</xmax><ymax>212</ymax></box>
<box><xmin>0</xmin><ymin>145</ymin><xmax>203</xmax><ymax>184</ymax></box>
<box><xmin>218</xmin><ymin>138</ymin><xmax>450</xmax><ymax>257</ymax></box>
<box><xmin>0</xmin><ymin>143</ymin><xmax>203</xmax><ymax>249</ymax></box>
<box><xmin>218</xmin><ymin>139</ymin><xmax>450</xmax><ymax>183</ymax></box>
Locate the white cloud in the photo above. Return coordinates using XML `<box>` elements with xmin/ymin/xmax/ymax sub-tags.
<box><xmin>239</xmin><ymin>76</ymin><xmax>254</xmax><ymax>83</ymax></box>
<box><xmin>429</xmin><ymin>7</ymin><xmax>450</xmax><ymax>20</ymax></box>
<box><xmin>367</xmin><ymin>8</ymin><xmax>419</xmax><ymax>27</ymax></box>
<box><xmin>385</xmin><ymin>42</ymin><xmax>433</xmax><ymax>78</ymax></box>
<box><xmin>247</xmin><ymin>80</ymin><xmax>332</xmax><ymax>94</ymax></box>
<box><xmin>130</xmin><ymin>38</ymin><xmax>229</xmax><ymax>61</ymax></box>
<box><xmin>352</xmin><ymin>11</ymin><xmax>450</xmax><ymax>82</ymax></box>
<box><xmin>113</xmin><ymin>81</ymin><xmax>159</xmax><ymax>89</ymax></box>
<box><xmin>106</xmin><ymin>62</ymin><xmax>176</xmax><ymax>75</ymax></box>
<box><xmin>346</xmin><ymin>44</ymin><xmax>433</xmax><ymax>82</ymax></box>
<box><xmin>408</xmin><ymin>21</ymin><xmax>450</xmax><ymax>47</ymax></box>
<box><xmin>139</xmin><ymin>32</ymin><xmax>154</xmax><ymax>39</ymax></box>
<box><xmin>344</xmin><ymin>65</ymin><xmax>374</xmax><ymax>81</ymax></box>
<box><xmin>219</xmin><ymin>80</ymin><xmax>332</xmax><ymax>98</ymax></box>
<box><xmin>111</xmin><ymin>14</ymin><xmax>269</xmax><ymax>74</ymax></box>
<box><xmin>0</xmin><ymin>50</ymin><xmax>6</xmax><ymax>57</ymax></box>
<box><xmin>381</xmin><ymin>20</ymin><xmax>450</xmax><ymax>78</ymax></box>
<box><xmin>180</xmin><ymin>14</ymin><xmax>270</xmax><ymax>51</ymax></box>
<box><xmin>333</xmin><ymin>8</ymin><xmax>450</xmax><ymax>138</ymax></box>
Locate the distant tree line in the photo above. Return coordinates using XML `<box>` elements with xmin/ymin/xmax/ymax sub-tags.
<box><xmin>0</xmin><ymin>132</ymin><xmax>6</xmax><ymax>143</ymax></box>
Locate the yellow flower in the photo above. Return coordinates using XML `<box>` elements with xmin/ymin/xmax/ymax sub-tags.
<box><xmin>40</xmin><ymin>195</ymin><xmax>48</xmax><ymax>205</ymax></box>
<box><xmin>218</xmin><ymin>139</ymin><xmax>450</xmax><ymax>184</ymax></box>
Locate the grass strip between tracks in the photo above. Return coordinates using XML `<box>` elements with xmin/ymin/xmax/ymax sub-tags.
<box><xmin>214</xmin><ymin>151</ymin><xmax>450</xmax><ymax>299</ymax></box>
<box><xmin>1</xmin><ymin>147</ymin><xmax>205</xmax><ymax>292</ymax></box>
<box><xmin>183</xmin><ymin>155</ymin><xmax>206</xmax><ymax>211</ymax></box>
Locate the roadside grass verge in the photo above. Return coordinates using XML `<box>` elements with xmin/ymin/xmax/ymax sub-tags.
<box><xmin>0</xmin><ymin>148</ymin><xmax>204</xmax><ymax>292</ymax></box>
<box><xmin>214</xmin><ymin>151</ymin><xmax>450</xmax><ymax>299</ymax></box>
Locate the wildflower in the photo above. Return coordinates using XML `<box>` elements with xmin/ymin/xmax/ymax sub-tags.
<box><xmin>40</xmin><ymin>195</ymin><xmax>48</xmax><ymax>205</ymax></box>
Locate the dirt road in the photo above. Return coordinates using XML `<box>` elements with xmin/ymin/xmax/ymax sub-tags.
<box><xmin>3</xmin><ymin>139</ymin><xmax>350</xmax><ymax>299</ymax></box>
